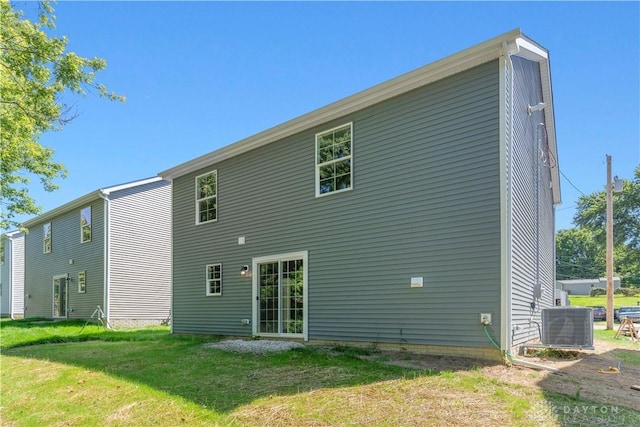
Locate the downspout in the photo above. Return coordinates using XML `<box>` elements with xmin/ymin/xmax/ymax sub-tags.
<box><xmin>98</xmin><ymin>191</ymin><xmax>110</xmax><ymax>323</ymax></box>
<box><xmin>500</xmin><ymin>40</ymin><xmax>517</xmax><ymax>359</ymax></box>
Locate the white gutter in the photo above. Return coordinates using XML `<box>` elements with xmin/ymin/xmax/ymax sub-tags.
<box><xmin>160</xmin><ymin>29</ymin><xmax>525</xmax><ymax>180</ymax></box>
<box><xmin>21</xmin><ymin>177</ymin><xmax>163</xmax><ymax>229</ymax></box>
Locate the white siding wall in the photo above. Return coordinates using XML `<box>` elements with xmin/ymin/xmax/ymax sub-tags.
<box><xmin>108</xmin><ymin>180</ymin><xmax>172</xmax><ymax>326</ymax></box>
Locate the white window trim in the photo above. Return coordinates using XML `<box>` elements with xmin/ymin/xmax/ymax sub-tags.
<box><xmin>43</xmin><ymin>223</ymin><xmax>52</xmax><ymax>254</ymax></box>
<box><xmin>81</xmin><ymin>206</ymin><xmax>92</xmax><ymax>243</ymax></box>
<box><xmin>205</xmin><ymin>263</ymin><xmax>223</xmax><ymax>296</ymax></box>
<box><xmin>78</xmin><ymin>271</ymin><xmax>86</xmax><ymax>293</ymax></box>
<box><xmin>195</xmin><ymin>170</ymin><xmax>218</xmax><ymax>225</ymax></box>
<box><xmin>315</xmin><ymin>122</ymin><xmax>353</xmax><ymax>198</ymax></box>
<box><xmin>251</xmin><ymin>250</ymin><xmax>309</xmax><ymax>341</ymax></box>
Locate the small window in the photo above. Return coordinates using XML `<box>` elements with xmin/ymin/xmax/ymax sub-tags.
<box><xmin>78</xmin><ymin>271</ymin><xmax>86</xmax><ymax>293</ymax></box>
<box><xmin>43</xmin><ymin>223</ymin><xmax>52</xmax><ymax>254</ymax></box>
<box><xmin>316</xmin><ymin>123</ymin><xmax>353</xmax><ymax>196</ymax></box>
<box><xmin>206</xmin><ymin>264</ymin><xmax>222</xmax><ymax>296</ymax></box>
<box><xmin>81</xmin><ymin>206</ymin><xmax>92</xmax><ymax>243</ymax></box>
<box><xmin>196</xmin><ymin>171</ymin><xmax>217</xmax><ymax>224</ymax></box>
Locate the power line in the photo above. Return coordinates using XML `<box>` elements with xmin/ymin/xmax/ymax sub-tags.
<box><xmin>559</xmin><ymin>169</ymin><xmax>587</xmax><ymax>196</ymax></box>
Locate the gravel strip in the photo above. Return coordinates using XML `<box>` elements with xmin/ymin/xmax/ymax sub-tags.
<box><xmin>203</xmin><ymin>339</ymin><xmax>304</xmax><ymax>355</ymax></box>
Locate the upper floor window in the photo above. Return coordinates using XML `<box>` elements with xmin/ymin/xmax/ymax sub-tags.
<box><xmin>316</xmin><ymin>123</ymin><xmax>353</xmax><ymax>196</ymax></box>
<box><xmin>81</xmin><ymin>206</ymin><xmax>92</xmax><ymax>243</ymax></box>
<box><xmin>43</xmin><ymin>223</ymin><xmax>52</xmax><ymax>254</ymax></box>
<box><xmin>196</xmin><ymin>171</ymin><xmax>217</xmax><ymax>224</ymax></box>
<box><xmin>206</xmin><ymin>263</ymin><xmax>222</xmax><ymax>296</ymax></box>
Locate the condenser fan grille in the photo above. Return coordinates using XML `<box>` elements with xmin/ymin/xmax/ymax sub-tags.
<box><xmin>541</xmin><ymin>307</ymin><xmax>593</xmax><ymax>348</ymax></box>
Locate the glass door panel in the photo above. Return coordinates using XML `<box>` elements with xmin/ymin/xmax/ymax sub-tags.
<box><xmin>257</xmin><ymin>258</ymin><xmax>304</xmax><ymax>335</ymax></box>
<box><xmin>53</xmin><ymin>275</ymin><xmax>67</xmax><ymax>318</ymax></box>
<box><xmin>259</xmin><ymin>262</ymin><xmax>279</xmax><ymax>334</ymax></box>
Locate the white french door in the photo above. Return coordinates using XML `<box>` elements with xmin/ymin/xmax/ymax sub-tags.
<box><xmin>52</xmin><ymin>274</ymin><xmax>68</xmax><ymax>319</ymax></box>
<box><xmin>252</xmin><ymin>251</ymin><xmax>308</xmax><ymax>340</ymax></box>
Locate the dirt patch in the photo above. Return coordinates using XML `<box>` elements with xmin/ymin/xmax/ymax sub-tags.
<box><xmin>361</xmin><ymin>337</ymin><xmax>640</xmax><ymax>411</ymax></box>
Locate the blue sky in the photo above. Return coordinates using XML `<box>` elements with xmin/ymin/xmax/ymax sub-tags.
<box><xmin>10</xmin><ymin>1</ymin><xmax>640</xmax><ymax>232</ymax></box>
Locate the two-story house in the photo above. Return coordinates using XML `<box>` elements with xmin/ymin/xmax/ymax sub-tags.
<box><xmin>159</xmin><ymin>29</ymin><xmax>560</xmax><ymax>359</ymax></box>
<box><xmin>22</xmin><ymin>177</ymin><xmax>172</xmax><ymax>327</ymax></box>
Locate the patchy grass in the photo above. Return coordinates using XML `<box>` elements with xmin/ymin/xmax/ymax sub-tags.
<box><xmin>2</xmin><ymin>319</ymin><xmax>639</xmax><ymax>426</ymax></box>
<box><xmin>593</xmin><ymin>329</ymin><xmax>640</xmax><ymax>367</ymax></box>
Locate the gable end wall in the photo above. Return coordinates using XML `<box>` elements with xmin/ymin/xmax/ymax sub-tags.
<box><xmin>172</xmin><ymin>60</ymin><xmax>504</xmax><ymax>350</ymax></box>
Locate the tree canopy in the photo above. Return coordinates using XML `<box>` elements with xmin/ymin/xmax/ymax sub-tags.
<box><xmin>0</xmin><ymin>0</ymin><xmax>124</xmax><ymax>230</ymax></box>
<box><xmin>556</xmin><ymin>166</ymin><xmax>640</xmax><ymax>286</ymax></box>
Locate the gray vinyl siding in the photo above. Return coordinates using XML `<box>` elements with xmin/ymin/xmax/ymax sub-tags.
<box><xmin>173</xmin><ymin>60</ymin><xmax>503</xmax><ymax>348</ymax></box>
<box><xmin>108</xmin><ymin>180</ymin><xmax>172</xmax><ymax>324</ymax></box>
<box><xmin>509</xmin><ymin>56</ymin><xmax>556</xmax><ymax>346</ymax></box>
<box><xmin>24</xmin><ymin>200</ymin><xmax>105</xmax><ymax>319</ymax></box>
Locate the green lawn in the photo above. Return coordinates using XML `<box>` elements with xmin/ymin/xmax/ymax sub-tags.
<box><xmin>2</xmin><ymin>319</ymin><xmax>638</xmax><ymax>426</ymax></box>
<box><xmin>569</xmin><ymin>295</ymin><xmax>640</xmax><ymax>309</ymax></box>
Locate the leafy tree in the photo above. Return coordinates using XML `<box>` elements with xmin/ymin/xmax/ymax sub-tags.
<box><xmin>0</xmin><ymin>0</ymin><xmax>124</xmax><ymax>230</ymax></box>
<box><xmin>574</xmin><ymin>166</ymin><xmax>640</xmax><ymax>250</ymax></box>
<box><xmin>555</xmin><ymin>228</ymin><xmax>604</xmax><ymax>281</ymax></box>
<box><xmin>557</xmin><ymin>166</ymin><xmax>640</xmax><ymax>286</ymax></box>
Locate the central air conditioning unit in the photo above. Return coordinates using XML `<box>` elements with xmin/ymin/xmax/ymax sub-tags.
<box><xmin>541</xmin><ymin>307</ymin><xmax>594</xmax><ymax>349</ymax></box>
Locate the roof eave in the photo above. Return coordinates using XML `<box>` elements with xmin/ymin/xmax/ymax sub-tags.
<box><xmin>21</xmin><ymin>176</ymin><xmax>164</xmax><ymax>229</ymax></box>
<box><xmin>509</xmin><ymin>35</ymin><xmax>561</xmax><ymax>206</ymax></box>
<box><xmin>159</xmin><ymin>28</ymin><xmax>526</xmax><ymax>180</ymax></box>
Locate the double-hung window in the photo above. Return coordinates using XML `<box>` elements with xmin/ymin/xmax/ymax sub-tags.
<box><xmin>81</xmin><ymin>206</ymin><xmax>92</xmax><ymax>243</ymax></box>
<box><xmin>43</xmin><ymin>223</ymin><xmax>52</xmax><ymax>254</ymax></box>
<box><xmin>316</xmin><ymin>123</ymin><xmax>353</xmax><ymax>196</ymax></box>
<box><xmin>206</xmin><ymin>264</ymin><xmax>222</xmax><ymax>296</ymax></box>
<box><xmin>196</xmin><ymin>171</ymin><xmax>217</xmax><ymax>224</ymax></box>
<box><xmin>78</xmin><ymin>271</ymin><xmax>86</xmax><ymax>293</ymax></box>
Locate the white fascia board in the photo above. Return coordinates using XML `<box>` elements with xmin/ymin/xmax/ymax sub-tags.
<box><xmin>22</xmin><ymin>191</ymin><xmax>102</xmax><ymax>229</ymax></box>
<box><xmin>3</xmin><ymin>230</ymin><xmax>24</xmax><ymax>239</ymax></box>
<box><xmin>100</xmin><ymin>176</ymin><xmax>163</xmax><ymax>195</ymax></box>
<box><xmin>159</xmin><ymin>29</ymin><xmax>525</xmax><ymax>180</ymax></box>
<box><xmin>21</xmin><ymin>176</ymin><xmax>164</xmax><ymax>229</ymax></box>
<box><xmin>510</xmin><ymin>35</ymin><xmax>561</xmax><ymax>206</ymax></box>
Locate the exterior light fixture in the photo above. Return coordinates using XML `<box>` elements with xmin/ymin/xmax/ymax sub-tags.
<box><xmin>527</xmin><ymin>102</ymin><xmax>546</xmax><ymax>115</ymax></box>
<box><xmin>240</xmin><ymin>265</ymin><xmax>251</xmax><ymax>277</ymax></box>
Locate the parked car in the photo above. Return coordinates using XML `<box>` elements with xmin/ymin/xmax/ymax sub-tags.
<box><xmin>591</xmin><ymin>306</ymin><xmax>606</xmax><ymax>321</ymax></box>
<box><xmin>617</xmin><ymin>306</ymin><xmax>640</xmax><ymax>323</ymax></box>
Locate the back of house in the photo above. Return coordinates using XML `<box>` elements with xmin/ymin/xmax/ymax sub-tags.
<box><xmin>22</xmin><ymin>178</ymin><xmax>172</xmax><ymax>327</ymax></box>
<box><xmin>161</xmin><ymin>29</ymin><xmax>560</xmax><ymax>359</ymax></box>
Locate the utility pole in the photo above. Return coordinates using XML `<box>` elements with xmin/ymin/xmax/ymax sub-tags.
<box><xmin>606</xmin><ymin>155</ymin><xmax>614</xmax><ymax>330</ymax></box>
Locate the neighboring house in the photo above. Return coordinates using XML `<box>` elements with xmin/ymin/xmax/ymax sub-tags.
<box><xmin>160</xmin><ymin>29</ymin><xmax>560</xmax><ymax>360</ymax></box>
<box><xmin>22</xmin><ymin>177</ymin><xmax>172</xmax><ymax>327</ymax></box>
<box><xmin>554</xmin><ymin>283</ymin><xmax>569</xmax><ymax>306</ymax></box>
<box><xmin>556</xmin><ymin>278</ymin><xmax>621</xmax><ymax>296</ymax></box>
<box><xmin>0</xmin><ymin>230</ymin><xmax>25</xmax><ymax>318</ymax></box>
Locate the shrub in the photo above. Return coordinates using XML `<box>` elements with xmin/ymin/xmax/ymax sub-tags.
<box><xmin>590</xmin><ymin>287</ymin><xmax>606</xmax><ymax>297</ymax></box>
<box><xmin>614</xmin><ymin>287</ymin><xmax>639</xmax><ymax>297</ymax></box>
